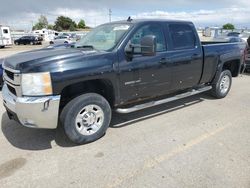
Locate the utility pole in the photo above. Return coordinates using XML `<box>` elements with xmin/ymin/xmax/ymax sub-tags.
<box><xmin>109</xmin><ymin>9</ymin><xmax>112</xmax><ymax>22</ymax></box>
<box><xmin>31</xmin><ymin>20</ymin><xmax>34</xmax><ymax>31</ymax></box>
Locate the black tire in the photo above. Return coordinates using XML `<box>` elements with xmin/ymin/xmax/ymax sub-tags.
<box><xmin>211</xmin><ymin>70</ymin><xmax>232</xmax><ymax>99</ymax></box>
<box><xmin>60</xmin><ymin>93</ymin><xmax>111</xmax><ymax>144</ymax></box>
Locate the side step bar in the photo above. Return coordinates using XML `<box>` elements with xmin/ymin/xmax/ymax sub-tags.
<box><xmin>116</xmin><ymin>86</ymin><xmax>212</xmax><ymax>114</ymax></box>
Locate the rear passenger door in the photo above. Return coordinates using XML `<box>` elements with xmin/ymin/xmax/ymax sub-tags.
<box><xmin>167</xmin><ymin>23</ymin><xmax>203</xmax><ymax>91</ymax></box>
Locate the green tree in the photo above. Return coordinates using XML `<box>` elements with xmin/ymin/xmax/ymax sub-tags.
<box><xmin>54</xmin><ymin>16</ymin><xmax>77</xmax><ymax>31</ymax></box>
<box><xmin>78</xmin><ymin>19</ymin><xmax>86</xmax><ymax>29</ymax></box>
<box><xmin>47</xmin><ymin>24</ymin><xmax>54</xmax><ymax>30</ymax></box>
<box><xmin>32</xmin><ymin>15</ymin><xmax>48</xmax><ymax>30</ymax></box>
<box><xmin>69</xmin><ymin>24</ymin><xmax>76</xmax><ymax>31</ymax></box>
<box><xmin>223</xmin><ymin>23</ymin><xmax>235</xmax><ymax>30</ymax></box>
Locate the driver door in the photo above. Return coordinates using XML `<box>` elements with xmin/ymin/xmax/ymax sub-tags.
<box><xmin>126</xmin><ymin>23</ymin><xmax>172</xmax><ymax>99</ymax></box>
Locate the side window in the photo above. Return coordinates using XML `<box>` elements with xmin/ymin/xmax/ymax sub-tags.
<box><xmin>3</xmin><ymin>29</ymin><xmax>8</xmax><ymax>34</ymax></box>
<box><xmin>169</xmin><ymin>24</ymin><xmax>196</xmax><ymax>50</ymax></box>
<box><xmin>130</xmin><ymin>24</ymin><xmax>166</xmax><ymax>53</ymax></box>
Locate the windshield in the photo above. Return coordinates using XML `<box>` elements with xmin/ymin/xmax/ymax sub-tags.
<box><xmin>75</xmin><ymin>23</ymin><xmax>131</xmax><ymax>51</ymax></box>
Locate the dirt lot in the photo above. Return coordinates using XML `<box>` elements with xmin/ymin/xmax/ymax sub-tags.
<box><xmin>0</xmin><ymin>45</ymin><xmax>249</xmax><ymax>188</ymax></box>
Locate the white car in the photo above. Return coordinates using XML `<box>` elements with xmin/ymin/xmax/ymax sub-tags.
<box><xmin>49</xmin><ymin>35</ymin><xmax>72</xmax><ymax>45</ymax></box>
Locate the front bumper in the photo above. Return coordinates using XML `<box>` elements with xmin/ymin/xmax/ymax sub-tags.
<box><xmin>2</xmin><ymin>84</ymin><xmax>61</xmax><ymax>129</ymax></box>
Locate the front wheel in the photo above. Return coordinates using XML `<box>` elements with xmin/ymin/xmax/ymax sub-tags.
<box><xmin>211</xmin><ymin>70</ymin><xmax>232</xmax><ymax>99</ymax></box>
<box><xmin>60</xmin><ymin>93</ymin><xmax>111</xmax><ymax>144</ymax></box>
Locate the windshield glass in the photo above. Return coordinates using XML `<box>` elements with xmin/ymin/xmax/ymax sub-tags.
<box><xmin>75</xmin><ymin>23</ymin><xmax>131</xmax><ymax>51</ymax></box>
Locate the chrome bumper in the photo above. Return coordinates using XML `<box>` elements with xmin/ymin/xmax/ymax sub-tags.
<box><xmin>2</xmin><ymin>84</ymin><xmax>61</xmax><ymax>129</ymax></box>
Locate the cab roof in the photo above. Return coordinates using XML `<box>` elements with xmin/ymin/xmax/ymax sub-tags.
<box><xmin>109</xmin><ymin>19</ymin><xmax>193</xmax><ymax>25</ymax></box>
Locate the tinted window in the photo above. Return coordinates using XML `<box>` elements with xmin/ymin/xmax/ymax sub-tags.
<box><xmin>227</xmin><ymin>32</ymin><xmax>240</xmax><ymax>37</ymax></box>
<box><xmin>3</xmin><ymin>29</ymin><xmax>8</xmax><ymax>34</ymax></box>
<box><xmin>130</xmin><ymin>24</ymin><xmax>166</xmax><ymax>52</ymax></box>
<box><xmin>169</xmin><ymin>24</ymin><xmax>196</xmax><ymax>50</ymax></box>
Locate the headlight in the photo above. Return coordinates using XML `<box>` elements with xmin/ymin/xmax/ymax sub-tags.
<box><xmin>21</xmin><ymin>72</ymin><xmax>52</xmax><ymax>96</ymax></box>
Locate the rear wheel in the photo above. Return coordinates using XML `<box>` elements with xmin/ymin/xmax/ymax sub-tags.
<box><xmin>211</xmin><ymin>70</ymin><xmax>232</xmax><ymax>99</ymax></box>
<box><xmin>60</xmin><ymin>93</ymin><xmax>111</xmax><ymax>144</ymax></box>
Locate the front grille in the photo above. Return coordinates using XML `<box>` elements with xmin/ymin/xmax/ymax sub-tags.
<box><xmin>3</xmin><ymin>65</ymin><xmax>21</xmax><ymax>97</ymax></box>
<box><xmin>4</xmin><ymin>69</ymin><xmax>14</xmax><ymax>80</ymax></box>
<box><xmin>7</xmin><ymin>84</ymin><xmax>17</xmax><ymax>96</ymax></box>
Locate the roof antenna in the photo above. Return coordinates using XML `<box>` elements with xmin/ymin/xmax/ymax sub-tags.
<box><xmin>127</xmin><ymin>16</ymin><xmax>133</xmax><ymax>22</ymax></box>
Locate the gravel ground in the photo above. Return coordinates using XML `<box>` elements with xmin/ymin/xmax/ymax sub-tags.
<box><xmin>0</xmin><ymin>45</ymin><xmax>249</xmax><ymax>188</ymax></box>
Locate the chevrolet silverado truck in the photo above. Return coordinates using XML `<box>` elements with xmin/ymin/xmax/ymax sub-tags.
<box><xmin>2</xmin><ymin>19</ymin><xmax>246</xmax><ymax>144</ymax></box>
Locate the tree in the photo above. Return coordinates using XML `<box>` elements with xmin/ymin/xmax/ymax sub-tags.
<box><xmin>78</xmin><ymin>19</ymin><xmax>86</xmax><ymax>29</ymax></box>
<box><xmin>223</xmin><ymin>23</ymin><xmax>235</xmax><ymax>30</ymax></box>
<box><xmin>32</xmin><ymin>15</ymin><xmax>48</xmax><ymax>30</ymax></box>
<box><xmin>47</xmin><ymin>24</ymin><xmax>54</xmax><ymax>30</ymax></box>
<box><xmin>69</xmin><ymin>24</ymin><xmax>76</xmax><ymax>31</ymax></box>
<box><xmin>54</xmin><ymin>16</ymin><xmax>77</xmax><ymax>31</ymax></box>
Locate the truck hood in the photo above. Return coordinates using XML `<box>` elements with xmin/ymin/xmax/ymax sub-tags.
<box><xmin>3</xmin><ymin>48</ymin><xmax>105</xmax><ymax>73</ymax></box>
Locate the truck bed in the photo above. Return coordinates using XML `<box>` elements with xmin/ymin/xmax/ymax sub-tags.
<box><xmin>200</xmin><ymin>42</ymin><xmax>246</xmax><ymax>84</ymax></box>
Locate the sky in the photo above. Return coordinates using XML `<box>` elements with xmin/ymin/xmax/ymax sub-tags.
<box><xmin>0</xmin><ymin>0</ymin><xmax>250</xmax><ymax>30</ymax></box>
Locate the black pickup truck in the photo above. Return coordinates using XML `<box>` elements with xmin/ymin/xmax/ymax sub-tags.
<box><xmin>2</xmin><ymin>19</ymin><xmax>246</xmax><ymax>144</ymax></box>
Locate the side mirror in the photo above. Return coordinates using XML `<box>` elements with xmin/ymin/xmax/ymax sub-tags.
<box><xmin>141</xmin><ymin>35</ymin><xmax>156</xmax><ymax>56</ymax></box>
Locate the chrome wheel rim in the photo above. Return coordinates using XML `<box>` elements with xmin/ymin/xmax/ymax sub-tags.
<box><xmin>220</xmin><ymin>75</ymin><xmax>230</xmax><ymax>94</ymax></box>
<box><xmin>75</xmin><ymin>105</ymin><xmax>104</xmax><ymax>136</ymax></box>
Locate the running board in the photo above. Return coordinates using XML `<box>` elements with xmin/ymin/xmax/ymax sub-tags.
<box><xmin>115</xmin><ymin>86</ymin><xmax>212</xmax><ymax>114</ymax></box>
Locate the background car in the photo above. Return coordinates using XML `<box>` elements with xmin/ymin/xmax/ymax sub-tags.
<box><xmin>0</xmin><ymin>58</ymin><xmax>3</xmax><ymax>87</ymax></box>
<box><xmin>227</xmin><ymin>32</ymin><xmax>242</xmax><ymax>37</ymax></box>
<box><xmin>226</xmin><ymin>37</ymin><xmax>244</xmax><ymax>43</ymax></box>
<box><xmin>14</xmin><ymin>36</ymin><xmax>42</xmax><ymax>45</ymax></box>
<box><xmin>244</xmin><ymin>48</ymin><xmax>250</xmax><ymax>72</ymax></box>
<box><xmin>46</xmin><ymin>42</ymin><xmax>76</xmax><ymax>49</ymax></box>
<box><xmin>49</xmin><ymin>35</ymin><xmax>71</xmax><ymax>44</ymax></box>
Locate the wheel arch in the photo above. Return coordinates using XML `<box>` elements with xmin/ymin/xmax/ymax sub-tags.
<box><xmin>59</xmin><ymin>79</ymin><xmax>116</xmax><ymax>110</ymax></box>
<box><xmin>221</xmin><ymin>59</ymin><xmax>241</xmax><ymax>77</ymax></box>
<box><xmin>212</xmin><ymin>58</ymin><xmax>241</xmax><ymax>85</ymax></box>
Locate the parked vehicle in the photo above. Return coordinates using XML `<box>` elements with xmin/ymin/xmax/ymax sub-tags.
<box><xmin>0</xmin><ymin>26</ymin><xmax>12</xmax><ymax>48</ymax></box>
<box><xmin>0</xmin><ymin>59</ymin><xmax>3</xmax><ymax>86</ymax></box>
<box><xmin>14</xmin><ymin>36</ymin><xmax>42</xmax><ymax>45</ymax></box>
<box><xmin>226</xmin><ymin>37</ymin><xmax>244</xmax><ymax>43</ymax></box>
<box><xmin>227</xmin><ymin>32</ymin><xmax>241</xmax><ymax>37</ymax></box>
<box><xmin>49</xmin><ymin>35</ymin><xmax>71</xmax><ymax>44</ymax></box>
<box><xmin>244</xmin><ymin>49</ymin><xmax>250</xmax><ymax>72</ymax></box>
<box><xmin>46</xmin><ymin>42</ymin><xmax>76</xmax><ymax>49</ymax></box>
<box><xmin>2</xmin><ymin>19</ymin><xmax>246</xmax><ymax>144</ymax></box>
<box><xmin>32</xmin><ymin>28</ymin><xmax>59</xmax><ymax>41</ymax></box>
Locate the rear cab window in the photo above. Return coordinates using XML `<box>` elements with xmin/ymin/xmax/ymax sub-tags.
<box><xmin>168</xmin><ymin>23</ymin><xmax>196</xmax><ymax>50</ymax></box>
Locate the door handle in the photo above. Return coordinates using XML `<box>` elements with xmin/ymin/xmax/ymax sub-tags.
<box><xmin>191</xmin><ymin>54</ymin><xmax>199</xmax><ymax>58</ymax></box>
